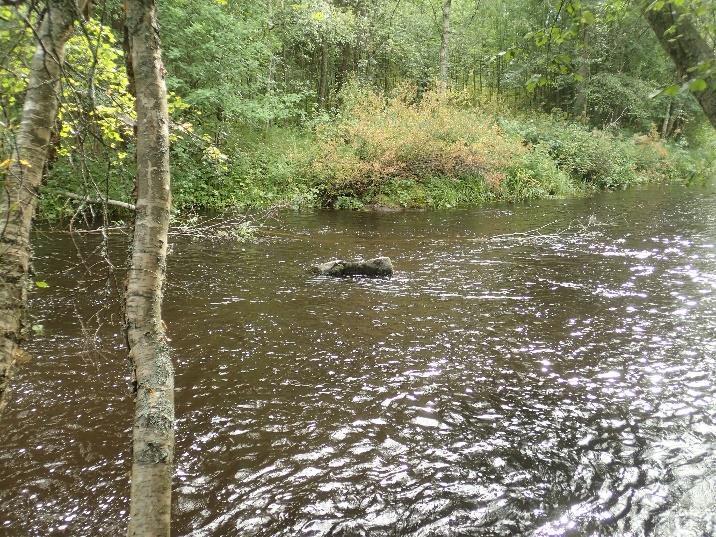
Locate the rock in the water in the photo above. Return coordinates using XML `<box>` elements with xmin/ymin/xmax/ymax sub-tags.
<box><xmin>312</xmin><ymin>257</ymin><xmax>393</xmax><ymax>278</ymax></box>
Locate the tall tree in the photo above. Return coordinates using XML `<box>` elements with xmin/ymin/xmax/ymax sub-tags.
<box><xmin>318</xmin><ymin>37</ymin><xmax>330</xmax><ymax>109</ymax></box>
<box><xmin>573</xmin><ymin>25</ymin><xmax>590</xmax><ymax>117</ymax></box>
<box><xmin>124</xmin><ymin>0</ymin><xmax>174</xmax><ymax>535</ymax></box>
<box><xmin>439</xmin><ymin>0</ymin><xmax>452</xmax><ymax>85</ymax></box>
<box><xmin>0</xmin><ymin>0</ymin><xmax>87</xmax><ymax>413</ymax></box>
<box><xmin>645</xmin><ymin>1</ymin><xmax>716</xmax><ymax>128</ymax></box>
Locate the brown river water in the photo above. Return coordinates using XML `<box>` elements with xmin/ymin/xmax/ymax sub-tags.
<box><xmin>2</xmin><ymin>181</ymin><xmax>716</xmax><ymax>536</ymax></box>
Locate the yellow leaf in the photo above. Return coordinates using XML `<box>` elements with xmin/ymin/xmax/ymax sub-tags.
<box><xmin>0</xmin><ymin>159</ymin><xmax>31</xmax><ymax>169</ymax></box>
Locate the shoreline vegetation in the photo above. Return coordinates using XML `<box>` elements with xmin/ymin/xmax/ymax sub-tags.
<box><xmin>40</xmin><ymin>85</ymin><xmax>714</xmax><ymax>223</ymax></box>
<box><xmin>3</xmin><ymin>0</ymin><xmax>710</xmax><ymax>228</ymax></box>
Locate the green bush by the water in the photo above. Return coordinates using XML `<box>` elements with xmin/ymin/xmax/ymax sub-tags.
<box><xmin>500</xmin><ymin>115</ymin><xmax>687</xmax><ymax>189</ymax></box>
<box><xmin>170</xmin><ymin>127</ymin><xmax>317</xmax><ymax>212</ymax></box>
<box><xmin>39</xmin><ymin>86</ymin><xmax>714</xmax><ymax>220</ymax></box>
<box><xmin>309</xmin><ymin>86</ymin><xmax>577</xmax><ymax>209</ymax></box>
<box><xmin>307</xmin><ymin>86</ymin><xmax>707</xmax><ymax>209</ymax></box>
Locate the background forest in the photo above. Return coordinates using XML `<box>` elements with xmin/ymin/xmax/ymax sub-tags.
<box><xmin>1</xmin><ymin>0</ymin><xmax>716</xmax><ymax>214</ymax></box>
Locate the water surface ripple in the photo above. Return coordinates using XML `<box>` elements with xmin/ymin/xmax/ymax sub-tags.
<box><xmin>2</xmin><ymin>182</ymin><xmax>716</xmax><ymax>536</ymax></box>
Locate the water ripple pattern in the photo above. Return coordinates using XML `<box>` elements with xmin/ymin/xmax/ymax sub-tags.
<box><xmin>1</xmin><ymin>182</ymin><xmax>716</xmax><ymax>536</ymax></box>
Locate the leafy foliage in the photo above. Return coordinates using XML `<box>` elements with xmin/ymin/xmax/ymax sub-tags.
<box><xmin>310</xmin><ymin>85</ymin><xmax>577</xmax><ymax>208</ymax></box>
<box><xmin>500</xmin><ymin>113</ymin><xmax>700</xmax><ymax>189</ymax></box>
<box><xmin>1</xmin><ymin>0</ymin><xmax>714</xmax><ymax>221</ymax></box>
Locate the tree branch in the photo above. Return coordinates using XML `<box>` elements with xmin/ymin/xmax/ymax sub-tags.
<box><xmin>55</xmin><ymin>190</ymin><xmax>135</xmax><ymax>210</ymax></box>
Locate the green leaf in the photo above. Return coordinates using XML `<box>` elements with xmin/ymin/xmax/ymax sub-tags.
<box><xmin>581</xmin><ymin>10</ymin><xmax>595</xmax><ymax>25</ymax></box>
<box><xmin>689</xmin><ymin>79</ymin><xmax>708</xmax><ymax>92</ymax></box>
<box><xmin>31</xmin><ymin>324</ymin><xmax>44</xmax><ymax>334</ymax></box>
<box><xmin>648</xmin><ymin>84</ymin><xmax>681</xmax><ymax>99</ymax></box>
<box><xmin>35</xmin><ymin>281</ymin><xmax>49</xmax><ymax>288</ymax></box>
<box><xmin>663</xmin><ymin>84</ymin><xmax>680</xmax><ymax>97</ymax></box>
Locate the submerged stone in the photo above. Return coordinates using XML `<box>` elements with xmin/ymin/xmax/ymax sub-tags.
<box><xmin>312</xmin><ymin>257</ymin><xmax>393</xmax><ymax>278</ymax></box>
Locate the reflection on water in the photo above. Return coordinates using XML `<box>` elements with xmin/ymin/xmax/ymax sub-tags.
<box><xmin>1</xmin><ymin>182</ymin><xmax>716</xmax><ymax>536</ymax></box>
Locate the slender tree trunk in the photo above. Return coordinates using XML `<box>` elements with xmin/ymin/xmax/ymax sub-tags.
<box><xmin>265</xmin><ymin>0</ymin><xmax>275</xmax><ymax>130</ymax></box>
<box><xmin>661</xmin><ymin>100</ymin><xmax>672</xmax><ymax>138</ymax></box>
<box><xmin>478</xmin><ymin>58</ymin><xmax>483</xmax><ymax>94</ymax></box>
<box><xmin>333</xmin><ymin>0</ymin><xmax>356</xmax><ymax>96</ymax></box>
<box><xmin>573</xmin><ymin>27</ymin><xmax>590</xmax><ymax>118</ymax></box>
<box><xmin>335</xmin><ymin>42</ymin><xmax>354</xmax><ymax>95</ymax></box>
<box><xmin>645</xmin><ymin>2</ymin><xmax>716</xmax><ymax>128</ymax></box>
<box><xmin>667</xmin><ymin>101</ymin><xmax>681</xmax><ymax>137</ymax></box>
<box><xmin>124</xmin><ymin>0</ymin><xmax>174</xmax><ymax>535</ymax></box>
<box><xmin>0</xmin><ymin>0</ymin><xmax>84</xmax><ymax>414</ymax></box>
<box><xmin>317</xmin><ymin>38</ymin><xmax>330</xmax><ymax>110</ymax></box>
<box><xmin>439</xmin><ymin>0</ymin><xmax>451</xmax><ymax>86</ymax></box>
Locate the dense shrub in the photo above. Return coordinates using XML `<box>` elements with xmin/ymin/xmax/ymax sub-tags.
<box><xmin>170</xmin><ymin>127</ymin><xmax>316</xmax><ymax>212</ymax></box>
<box><xmin>310</xmin><ymin>86</ymin><xmax>577</xmax><ymax>207</ymax></box>
<box><xmin>500</xmin><ymin>114</ymin><xmax>686</xmax><ymax>190</ymax></box>
<box><xmin>501</xmin><ymin>145</ymin><xmax>575</xmax><ymax>201</ymax></box>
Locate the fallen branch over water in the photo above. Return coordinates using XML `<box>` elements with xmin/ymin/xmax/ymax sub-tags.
<box><xmin>42</xmin><ymin>213</ymin><xmax>262</xmax><ymax>243</ymax></box>
<box><xmin>469</xmin><ymin>215</ymin><xmax>622</xmax><ymax>247</ymax></box>
<box><xmin>56</xmin><ymin>190</ymin><xmax>136</xmax><ymax>211</ymax></box>
<box><xmin>170</xmin><ymin>214</ymin><xmax>256</xmax><ymax>241</ymax></box>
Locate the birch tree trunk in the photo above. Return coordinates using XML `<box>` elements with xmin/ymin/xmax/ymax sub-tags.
<box><xmin>439</xmin><ymin>0</ymin><xmax>451</xmax><ymax>86</ymax></box>
<box><xmin>645</xmin><ymin>2</ymin><xmax>716</xmax><ymax>129</ymax></box>
<box><xmin>265</xmin><ymin>0</ymin><xmax>275</xmax><ymax>130</ymax></box>
<box><xmin>124</xmin><ymin>0</ymin><xmax>174</xmax><ymax>535</ymax></box>
<box><xmin>0</xmin><ymin>0</ymin><xmax>84</xmax><ymax>413</ymax></box>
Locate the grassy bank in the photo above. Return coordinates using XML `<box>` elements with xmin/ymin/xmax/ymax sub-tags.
<box><xmin>40</xmin><ymin>87</ymin><xmax>714</xmax><ymax>220</ymax></box>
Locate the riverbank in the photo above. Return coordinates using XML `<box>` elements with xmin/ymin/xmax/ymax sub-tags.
<box><xmin>39</xmin><ymin>88</ymin><xmax>715</xmax><ymax>221</ymax></box>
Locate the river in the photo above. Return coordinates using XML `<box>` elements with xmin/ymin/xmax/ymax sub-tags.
<box><xmin>1</xmin><ymin>181</ymin><xmax>716</xmax><ymax>536</ymax></box>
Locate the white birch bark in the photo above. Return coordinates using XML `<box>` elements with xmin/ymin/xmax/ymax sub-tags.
<box><xmin>124</xmin><ymin>0</ymin><xmax>174</xmax><ymax>535</ymax></box>
<box><xmin>0</xmin><ymin>0</ymin><xmax>84</xmax><ymax>413</ymax></box>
